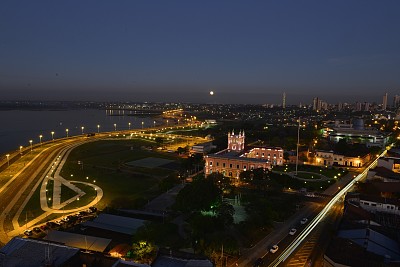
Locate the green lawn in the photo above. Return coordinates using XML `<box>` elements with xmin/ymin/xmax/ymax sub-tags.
<box><xmin>294</xmin><ymin>172</ymin><xmax>322</xmax><ymax>179</ymax></box>
<box><xmin>274</xmin><ymin>164</ymin><xmax>348</xmax><ymax>178</ymax></box>
<box><xmin>60</xmin><ymin>139</ymin><xmax>179</xmax><ymax>209</ymax></box>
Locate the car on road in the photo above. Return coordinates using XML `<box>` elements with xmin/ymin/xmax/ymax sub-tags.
<box><xmin>300</xmin><ymin>218</ymin><xmax>308</xmax><ymax>225</ymax></box>
<box><xmin>253</xmin><ymin>258</ymin><xmax>263</xmax><ymax>266</ymax></box>
<box><xmin>289</xmin><ymin>228</ymin><xmax>297</xmax><ymax>235</ymax></box>
<box><xmin>24</xmin><ymin>230</ymin><xmax>33</xmax><ymax>236</ymax></box>
<box><xmin>270</xmin><ymin>245</ymin><xmax>279</xmax><ymax>254</ymax></box>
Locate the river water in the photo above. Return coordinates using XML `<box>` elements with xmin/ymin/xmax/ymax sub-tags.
<box><xmin>0</xmin><ymin>109</ymin><xmax>157</xmax><ymax>155</ymax></box>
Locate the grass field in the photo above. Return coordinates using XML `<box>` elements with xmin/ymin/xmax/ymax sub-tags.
<box><xmin>60</xmin><ymin>139</ymin><xmax>180</xmax><ymax>209</ymax></box>
<box><xmin>294</xmin><ymin>172</ymin><xmax>323</xmax><ymax>179</ymax></box>
<box><xmin>274</xmin><ymin>164</ymin><xmax>348</xmax><ymax>178</ymax></box>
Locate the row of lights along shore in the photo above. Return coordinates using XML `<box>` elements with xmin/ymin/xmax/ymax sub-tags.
<box><xmin>8</xmin><ymin>118</ymin><xmax>195</xmax><ymax>160</ymax></box>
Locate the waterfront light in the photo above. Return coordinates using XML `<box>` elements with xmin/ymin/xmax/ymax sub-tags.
<box><xmin>19</xmin><ymin>146</ymin><xmax>23</xmax><ymax>156</ymax></box>
<box><xmin>39</xmin><ymin>135</ymin><xmax>43</xmax><ymax>145</ymax></box>
<box><xmin>29</xmin><ymin>140</ymin><xmax>33</xmax><ymax>151</ymax></box>
<box><xmin>128</xmin><ymin>122</ymin><xmax>131</xmax><ymax>130</ymax></box>
<box><xmin>114</xmin><ymin>123</ymin><xmax>117</xmax><ymax>131</ymax></box>
<box><xmin>81</xmin><ymin>126</ymin><xmax>84</xmax><ymax>135</ymax></box>
<box><xmin>141</xmin><ymin>121</ymin><xmax>144</xmax><ymax>129</ymax></box>
<box><xmin>66</xmin><ymin>128</ymin><xmax>69</xmax><ymax>137</ymax></box>
<box><xmin>51</xmin><ymin>131</ymin><xmax>55</xmax><ymax>140</ymax></box>
<box><xmin>97</xmin><ymin>124</ymin><xmax>100</xmax><ymax>133</ymax></box>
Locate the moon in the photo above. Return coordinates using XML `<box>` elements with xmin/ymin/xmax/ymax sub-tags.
<box><xmin>209</xmin><ymin>91</ymin><xmax>214</xmax><ymax>96</ymax></box>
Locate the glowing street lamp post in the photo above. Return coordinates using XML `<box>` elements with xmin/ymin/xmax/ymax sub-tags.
<box><xmin>153</xmin><ymin>121</ymin><xmax>156</xmax><ymax>128</ymax></box>
<box><xmin>141</xmin><ymin>121</ymin><xmax>144</xmax><ymax>129</ymax></box>
<box><xmin>39</xmin><ymin>135</ymin><xmax>43</xmax><ymax>145</ymax></box>
<box><xmin>6</xmin><ymin>154</ymin><xmax>9</xmax><ymax>167</ymax></box>
<box><xmin>19</xmin><ymin>146</ymin><xmax>23</xmax><ymax>157</ymax></box>
<box><xmin>51</xmin><ymin>131</ymin><xmax>55</xmax><ymax>141</ymax></box>
<box><xmin>81</xmin><ymin>126</ymin><xmax>84</xmax><ymax>135</ymax></box>
<box><xmin>128</xmin><ymin>122</ymin><xmax>131</xmax><ymax>130</ymax></box>
<box><xmin>66</xmin><ymin>128</ymin><xmax>69</xmax><ymax>137</ymax></box>
<box><xmin>114</xmin><ymin>124</ymin><xmax>117</xmax><ymax>131</ymax></box>
<box><xmin>29</xmin><ymin>140</ymin><xmax>33</xmax><ymax>151</ymax></box>
<box><xmin>97</xmin><ymin>124</ymin><xmax>100</xmax><ymax>133</ymax></box>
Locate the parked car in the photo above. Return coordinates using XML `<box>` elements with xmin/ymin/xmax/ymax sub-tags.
<box><xmin>300</xmin><ymin>218</ymin><xmax>308</xmax><ymax>225</ymax></box>
<box><xmin>46</xmin><ymin>221</ymin><xmax>60</xmax><ymax>228</ymax></box>
<box><xmin>24</xmin><ymin>230</ymin><xmax>33</xmax><ymax>236</ymax></box>
<box><xmin>289</xmin><ymin>228</ymin><xmax>297</xmax><ymax>236</ymax></box>
<box><xmin>78</xmin><ymin>211</ymin><xmax>88</xmax><ymax>216</ymax></box>
<box><xmin>253</xmin><ymin>258</ymin><xmax>263</xmax><ymax>267</ymax></box>
<box><xmin>88</xmin><ymin>206</ymin><xmax>97</xmax><ymax>213</ymax></box>
<box><xmin>270</xmin><ymin>245</ymin><xmax>279</xmax><ymax>254</ymax></box>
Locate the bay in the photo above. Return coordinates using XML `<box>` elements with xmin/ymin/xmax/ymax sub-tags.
<box><xmin>0</xmin><ymin>109</ymin><xmax>157</xmax><ymax>155</ymax></box>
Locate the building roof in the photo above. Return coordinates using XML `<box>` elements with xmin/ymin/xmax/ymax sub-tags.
<box><xmin>0</xmin><ymin>237</ymin><xmax>79</xmax><ymax>267</ymax></box>
<box><xmin>325</xmin><ymin>236</ymin><xmax>384</xmax><ymax>267</ymax></box>
<box><xmin>152</xmin><ymin>255</ymin><xmax>213</xmax><ymax>267</ymax></box>
<box><xmin>208</xmin><ymin>149</ymin><xmax>270</xmax><ymax>163</ymax></box>
<box><xmin>370</xmin><ymin>181</ymin><xmax>400</xmax><ymax>193</ymax></box>
<box><xmin>372</xmin><ymin>166</ymin><xmax>400</xmax><ymax>180</ymax></box>
<box><xmin>45</xmin><ymin>230</ymin><xmax>111</xmax><ymax>252</ymax></box>
<box><xmin>360</xmin><ymin>194</ymin><xmax>400</xmax><ymax>206</ymax></box>
<box><xmin>338</xmin><ymin>228</ymin><xmax>400</xmax><ymax>260</ymax></box>
<box><xmin>82</xmin><ymin>213</ymin><xmax>146</xmax><ymax>235</ymax></box>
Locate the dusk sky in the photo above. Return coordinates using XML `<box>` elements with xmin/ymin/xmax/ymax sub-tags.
<box><xmin>1</xmin><ymin>1</ymin><xmax>399</xmax><ymax>104</ymax></box>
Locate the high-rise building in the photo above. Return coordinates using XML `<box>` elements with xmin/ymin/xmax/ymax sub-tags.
<box><xmin>356</xmin><ymin>102</ymin><xmax>362</xmax><ymax>111</ymax></box>
<box><xmin>282</xmin><ymin>92</ymin><xmax>286</xmax><ymax>109</ymax></box>
<box><xmin>382</xmin><ymin>92</ymin><xmax>388</xmax><ymax>110</ymax></box>
<box><xmin>313</xmin><ymin>97</ymin><xmax>318</xmax><ymax>111</ymax></box>
<box><xmin>393</xmin><ymin>95</ymin><xmax>400</xmax><ymax>108</ymax></box>
<box><xmin>338</xmin><ymin>102</ymin><xmax>343</xmax><ymax>111</ymax></box>
<box><xmin>364</xmin><ymin>102</ymin><xmax>370</xmax><ymax>111</ymax></box>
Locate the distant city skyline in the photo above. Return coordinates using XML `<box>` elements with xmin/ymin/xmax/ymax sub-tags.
<box><xmin>1</xmin><ymin>1</ymin><xmax>399</xmax><ymax>104</ymax></box>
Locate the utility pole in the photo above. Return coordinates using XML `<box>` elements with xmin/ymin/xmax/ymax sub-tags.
<box><xmin>296</xmin><ymin>117</ymin><xmax>300</xmax><ymax>175</ymax></box>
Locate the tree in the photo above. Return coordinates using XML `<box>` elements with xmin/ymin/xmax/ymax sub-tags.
<box><xmin>175</xmin><ymin>178</ymin><xmax>221</xmax><ymax>212</ymax></box>
<box><xmin>131</xmin><ymin>240</ymin><xmax>157</xmax><ymax>263</ymax></box>
<box><xmin>215</xmin><ymin>200</ymin><xmax>235</xmax><ymax>228</ymax></box>
<box><xmin>206</xmin><ymin>172</ymin><xmax>232</xmax><ymax>191</ymax></box>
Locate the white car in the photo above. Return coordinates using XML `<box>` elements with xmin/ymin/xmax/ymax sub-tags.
<box><xmin>270</xmin><ymin>245</ymin><xmax>279</xmax><ymax>253</ymax></box>
<box><xmin>289</xmin><ymin>228</ymin><xmax>297</xmax><ymax>235</ymax></box>
<box><xmin>300</xmin><ymin>218</ymin><xmax>308</xmax><ymax>225</ymax></box>
<box><xmin>24</xmin><ymin>230</ymin><xmax>33</xmax><ymax>236</ymax></box>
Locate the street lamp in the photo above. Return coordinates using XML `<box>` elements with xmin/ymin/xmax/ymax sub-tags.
<box><xmin>29</xmin><ymin>140</ymin><xmax>33</xmax><ymax>151</ymax></box>
<box><xmin>97</xmin><ymin>124</ymin><xmax>100</xmax><ymax>133</ymax></box>
<box><xmin>39</xmin><ymin>135</ymin><xmax>43</xmax><ymax>145</ymax></box>
<box><xmin>153</xmin><ymin>121</ymin><xmax>156</xmax><ymax>128</ymax></box>
<box><xmin>114</xmin><ymin>123</ymin><xmax>117</xmax><ymax>131</ymax></box>
<box><xmin>81</xmin><ymin>126</ymin><xmax>84</xmax><ymax>135</ymax></box>
<box><xmin>66</xmin><ymin>128</ymin><xmax>69</xmax><ymax>137</ymax></box>
<box><xmin>19</xmin><ymin>146</ymin><xmax>23</xmax><ymax>156</ymax></box>
<box><xmin>51</xmin><ymin>131</ymin><xmax>55</xmax><ymax>140</ymax></box>
<box><xmin>166</xmin><ymin>119</ymin><xmax>169</xmax><ymax>126</ymax></box>
<box><xmin>6</xmin><ymin>154</ymin><xmax>9</xmax><ymax>166</ymax></box>
<box><xmin>128</xmin><ymin>122</ymin><xmax>131</xmax><ymax>130</ymax></box>
<box><xmin>141</xmin><ymin>121</ymin><xmax>144</xmax><ymax>129</ymax></box>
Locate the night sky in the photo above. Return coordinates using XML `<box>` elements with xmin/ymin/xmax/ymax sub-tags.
<box><xmin>1</xmin><ymin>1</ymin><xmax>399</xmax><ymax>104</ymax></box>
